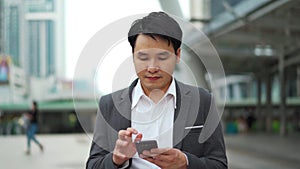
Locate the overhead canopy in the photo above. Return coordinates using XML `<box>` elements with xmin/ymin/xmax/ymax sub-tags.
<box><xmin>203</xmin><ymin>0</ymin><xmax>300</xmax><ymax>75</ymax></box>
<box><xmin>159</xmin><ymin>0</ymin><xmax>300</xmax><ymax>75</ymax></box>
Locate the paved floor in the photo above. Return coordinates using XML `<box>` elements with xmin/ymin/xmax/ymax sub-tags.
<box><xmin>0</xmin><ymin>134</ymin><xmax>91</xmax><ymax>169</ymax></box>
<box><xmin>226</xmin><ymin>133</ymin><xmax>300</xmax><ymax>169</ymax></box>
<box><xmin>0</xmin><ymin>133</ymin><xmax>300</xmax><ymax>169</ymax></box>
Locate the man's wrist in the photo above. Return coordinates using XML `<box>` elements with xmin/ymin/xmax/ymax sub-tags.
<box><xmin>113</xmin><ymin>161</ymin><xmax>123</xmax><ymax>167</ymax></box>
<box><xmin>112</xmin><ymin>156</ymin><xmax>125</xmax><ymax>166</ymax></box>
<box><xmin>112</xmin><ymin>154</ymin><xmax>130</xmax><ymax>168</ymax></box>
<box><xmin>113</xmin><ymin>160</ymin><xmax>129</xmax><ymax>169</ymax></box>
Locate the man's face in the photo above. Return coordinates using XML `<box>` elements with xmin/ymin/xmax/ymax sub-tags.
<box><xmin>133</xmin><ymin>34</ymin><xmax>180</xmax><ymax>95</ymax></box>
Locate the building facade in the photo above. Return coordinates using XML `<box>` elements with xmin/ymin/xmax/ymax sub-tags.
<box><xmin>23</xmin><ymin>0</ymin><xmax>65</xmax><ymax>78</ymax></box>
<box><xmin>0</xmin><ymin>0</ymin><xmax>65</xmax><ymax>102</ymax></box>
<box><xmin>2</xmin><ymin>0</ymin><xmax>65</xmax><ymax>78</ymax></box>
<box><xmin>0</xmin><ymin>0</ymin><xmax>4</xmax><ymax>55</ymax></box>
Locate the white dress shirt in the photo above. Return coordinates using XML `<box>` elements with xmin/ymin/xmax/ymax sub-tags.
<box><xmin>130</xmin><ymin>79</ymin><xmax>176</xmax><ymax>169</ymax></box>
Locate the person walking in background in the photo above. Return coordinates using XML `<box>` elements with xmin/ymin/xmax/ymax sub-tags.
<box><xmin>245</xmin><ymin>108</ymin><xmax>256</xmax><ymax>132</ymax></box>
<box><xmin>25</xmin><ymin>101</ymin><xmax>44</xmax><ymax>155</ymax></box>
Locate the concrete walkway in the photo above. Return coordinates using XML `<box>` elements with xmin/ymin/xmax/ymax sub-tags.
<box><xmin>0</xmin><ymin>134</ymin><xmax>91</xmax><ymax>169</ymax></box>
<box><xmin>1</xmin><ymin>133</ymin><xmax>300</xmax><ymax>169</ymax></box>
<box><xmin>225</xmin><ymin>133</ymin><xmax>300</xmax><ymax>169</ymax></box>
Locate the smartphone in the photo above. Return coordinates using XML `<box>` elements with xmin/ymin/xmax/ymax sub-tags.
<box><xmin>135</xmin><ymin>140</ymin><xmax>158</xmax><ymax>155</ymax></box>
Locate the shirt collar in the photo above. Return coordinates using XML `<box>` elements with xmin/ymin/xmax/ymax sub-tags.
<box><xmin>131</xmin><ymin>78</ymin><xmax>177</xmax><ymax>109</ymax></box>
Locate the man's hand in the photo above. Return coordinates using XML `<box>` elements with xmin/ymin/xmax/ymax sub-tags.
<box><xmin>112</xmin><ymin>128</ymin><xmax>142</xmax><ymax>166</ymax></box>
<box><xmin>141</xmin><ymin>148</ymin><xmax>187</xmax><ymax>169</ymax></box>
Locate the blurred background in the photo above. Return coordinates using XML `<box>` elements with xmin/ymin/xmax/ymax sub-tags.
<box><xmin>0</xmin><ymin>0</ymin><xmax>300</xmax><ymax>169</ymax></box>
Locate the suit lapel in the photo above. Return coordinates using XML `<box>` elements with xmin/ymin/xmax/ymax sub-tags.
<box><xmin>111</xmin><ymin>79</ymin><xmax>138</xmax><ymax>131</ymax></box>
<box><xmin>113</xmin><ymin>90</ymin><xmax>131</xmax><ymax>130</ymax></box>
<box><xmin>173</xmin><ymin>81</ymin><xmax>194</xmax><ymax>149</ymax></box>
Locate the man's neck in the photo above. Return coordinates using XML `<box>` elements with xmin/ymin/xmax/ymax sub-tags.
<box><xmin>141</xmin><ymin>81</ymin><xmax>172</xmax><ymax>103</ymax></box>
<box><xmin>147</xmin><ymin>89</ymin><xmax>165</xmax><ymax>103</ymax></box>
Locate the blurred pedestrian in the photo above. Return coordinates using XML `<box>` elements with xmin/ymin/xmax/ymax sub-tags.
<box><xmin>25</xmin><ymin>101</ymin><xmax>44</xmax><ymax>155</ymax></box>
<box><xmin>245</xmin><ymin>108</ymin><xmax>256</xmax><ymax>132</ymax></box>
<box><xmin>237</xmin><ymin>116</ymin><xmax>247</xmax><ymax>134</ymax></box>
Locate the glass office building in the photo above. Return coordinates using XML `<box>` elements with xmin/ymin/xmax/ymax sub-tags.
<box><xmin>1</xmin><ymin>0</ymin><xmax>65</xmax><ymax>78</ymax></box>
<box><xmin>1</xmin><ymin>0</ymin><xmax>21</xmax><ymax>65</ymax></box>
<box><xmin>0</xmin><ymin>0</ymin><xmax>65</xmax><ymax>102</ymax></box>
<box><xmin>0</xmin><ymin>0</ymin><xmax>4</xmax><ymax>55</ymax></box>
<box><xmin>24</xmin><ymin>0</ymin><xmax>65</xmax><ymax>78</ymax></box>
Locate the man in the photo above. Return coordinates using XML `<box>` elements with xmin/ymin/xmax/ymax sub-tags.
<box><xmin>87</xmin><ymin>12</ymin><xmax>227</xmax><ymax>169</ymax></box>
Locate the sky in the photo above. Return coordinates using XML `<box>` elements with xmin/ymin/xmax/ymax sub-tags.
<box><xmin>65</xmin><ymin>0</ymin><xmax>162</xmax><ymax>93</ymax></box>
<box><xmin>65</xmin><ymin>0</ymin><xmax>163</xmax><ymax>76</ymax></box>
<box><xmin>65</xmin><ymin>0</ymin><xmax>190</xmax><ymax>94</ymax></box>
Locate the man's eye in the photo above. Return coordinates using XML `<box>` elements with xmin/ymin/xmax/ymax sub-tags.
<box><xmin>158</xmin><ymin>56</ymin><xmax>168</xmax><ymax>60</ymax></box>
<box><xmin>157</xmin><ymin>52</ymin><xmax>171</xmax><ymax>60</ymax></box>
<box><xmin>158</xmin><ymin>54</ymin><xmax>170</xmax><ymax>60</ymax></box>
<box><xmin>138</xmin><ymin>56</ymin><xmax>149</xmax><ymax>61</ymax></box>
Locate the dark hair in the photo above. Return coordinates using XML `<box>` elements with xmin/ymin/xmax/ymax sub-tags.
<box><xmin>32</xmin><ymin>101</ymin><xmax>38</xmax><ymax>110</ymax></box>
<box><xmin>128</xmin><ymin>12</ymin><xmax>182</xmax><ymax>55</ymax></box>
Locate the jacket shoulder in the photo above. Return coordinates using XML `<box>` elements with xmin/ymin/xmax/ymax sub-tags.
<box><xmin>176</xmin><ymin>80</ymin><xmax>211</xmax><ymax>99</ymax></box>
<box><xmin>99</xmin><ymin>88</ymin><xmax>129</xmax><ymax>104</ymax></box>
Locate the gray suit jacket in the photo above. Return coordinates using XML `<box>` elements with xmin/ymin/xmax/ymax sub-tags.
<box><xmin>86</xmin><ymin>79</ymin><xmax>227</xmax><ymax>169</ymax></box>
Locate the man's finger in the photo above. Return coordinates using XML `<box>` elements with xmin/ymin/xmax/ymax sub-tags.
<box><xmin>143</xmin><ymin>157</ymin><xmax>168</xmax><ymax>168</ymax></box>
<box><xmin>133</xmin><ymin>133</ymin><xmax>143</xmax><ymax>143</ymax></box>
<box><xmin>118</xmin><ymin>130</ymin><xmax>134</xmax><ymax>140</ymax></box>
<box><xmin>126</xmin><ymin>127</ymin><xmax>138</xmax><ymax>134</ymax></box>
<box><xmin>154</xmin><ymin>154</ymin><xmax>173</xmax><ymax>162</ymax></box>
<box><xmin>150</xmin><ymin>148</ymin><xmax>171</xmax><ymax>155</ymax></box>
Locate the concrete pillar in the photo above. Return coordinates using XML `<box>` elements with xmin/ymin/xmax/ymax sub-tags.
<box><xmin>233</xmin><ymin>83</ymin><xmax>241</xmax><ymax>100</ymax></box>
<box><xmin>279</xmin><ymin>50</ymin><xmax>287</xmax><ymax>136</ymax></box>
<box><xmin>190</xmin><ymin>0</ymin><xmax>211</xmax><ymax>28</ymax></box>
<box><xmin>297</xmin><ymin>66</ymin><xmax>300</xmax><ymax>97</ymax></box>
<box><xmin>265</xmin><ymin>74</ymin><xmax>273</xmax><ymax>132</ymax></box>
<box><xmin>256</xmin><ymin>76</ymin><xmax>262</xmax><ymax>130</ymax></box>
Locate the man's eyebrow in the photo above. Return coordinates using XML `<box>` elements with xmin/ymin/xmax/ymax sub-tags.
<box><xmin>136</xmin><ymin>51</ymin><xmax>148</xmax><ymax>56</ymax></box>
<box><xmin>157</xmin><ymin>51</ymin><xmax>170</xmax><ymax>55</ymax></box>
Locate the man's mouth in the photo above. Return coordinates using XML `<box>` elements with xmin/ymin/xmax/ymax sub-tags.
<box><xmin>145</xmin><ymin>76</ymin><xmax>161</xmax><ymax>81</ymax></box>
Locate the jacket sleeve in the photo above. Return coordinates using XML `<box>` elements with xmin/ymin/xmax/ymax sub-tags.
<box><xmin>86</xmin><ymin>142</ymin><xmax>118</xmax><ymax>169</ymax></box>
<box><xmin>86</xmin><ymin>95</ymin><xmax>131</xmax><ymax>169</ymax></box>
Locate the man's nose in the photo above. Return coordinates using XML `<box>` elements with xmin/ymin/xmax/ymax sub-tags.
<box><xmin>147</xmin><ymin>66</ymin><xmax>159</xmax><ymax>73</ymax></box>
<box><xmin>147</xmin><ymin>60</ymin><xmax>159</xmax><ymax>73</ymax></box>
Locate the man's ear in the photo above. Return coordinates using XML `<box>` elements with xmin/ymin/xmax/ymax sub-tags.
<box><xmin>176</xmin><ymin>48</ymin><xmax>181</xmax><ymax>63</ymax></box>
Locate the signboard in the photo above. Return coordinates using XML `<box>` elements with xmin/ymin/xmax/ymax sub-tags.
<box><xmin>0</xmin><ymin>56</ymin><xmax>11</xmax><ymax>84</ymax></box>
